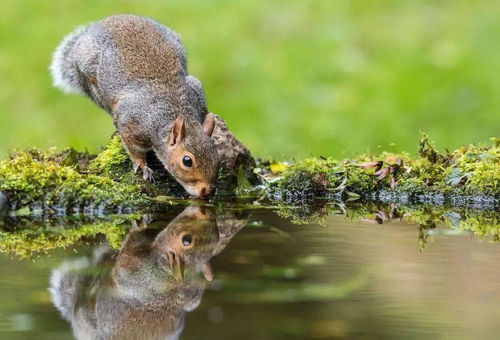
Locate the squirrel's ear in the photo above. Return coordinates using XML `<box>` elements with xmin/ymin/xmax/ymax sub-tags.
<box><xmin>203</xmin><ymin>113</ymin><xmax>216</xmax><ymax>137</ymax></box>
<box><xmin>169</xmin><ymin>115</ymin><xmax>186</xmax><ymax>146</ymax></box>
<box><xmin>202</xmin><ymin>262</ymin><xmax>214</xmax><ymax>281</ymax></box>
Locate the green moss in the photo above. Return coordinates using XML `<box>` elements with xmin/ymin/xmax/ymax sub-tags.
<box><xmin>88</xmin><ymin>135</ymin><xmax>131</xmax><ymax>178</ymax></box>
<box><xmin>450</xmin><ymin>142</ymin><xmax>500</xmax><ymax>195</ymax></box>
<box><xmin>0</xmin><ymin>149</ymin><xmax>147</xmax><ymax>213</ymax></box>
<box><xmin>276</xmin><ymin>201</ymin><xmax>500</xmax><ymax>246</ymax></box>
<box><xmin>456</xmin><ymin>214</ymin><xmax>500</xmax><ymax>240</ymax></box>
<box><xmin>271</xmin><ymin>157</ymin><xmax>377</xmax><ymax>200</ymax></box>
<box><xmin>0</xmin><ymin>136</ymin><xmax>188</xmax><ymax>215</ymax></box>
<box><xmin>276</xmin><ymin>201</ymin><xmax>332</xmax><ymax>225</ymax></box>
<box><xmin>268</xmin><ymin>136</ymin><xmax>499</xmax><ymax>203</ymax></box>
<box><xmin>0</xmin><ymin>135</ymin><xmax>497</xmax><ymax>217</ymax></box>
<box><xmin>0</xmin><ymin>215</ymin><xmax>136</xmax><ymax>259</ymax></box>
<box><xmin>90</xmin><ymin>135</ymin><xmax>186</xmax><ymax>198</ymax></box>
<box><xmin>399</xmin><ymin>206</ymin><xmax>500</xmax><ymax>246</ymax></box>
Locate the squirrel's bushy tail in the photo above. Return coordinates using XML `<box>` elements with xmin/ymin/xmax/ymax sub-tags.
<box><xmin>49</xmin><ymin>256</ymin><xmax>90</xmax><ymax>321</ymax></box>
<box><xmin>50</xmin><ymin>25</ymin><xmax>89</xmax><ymax>94</ymax></box>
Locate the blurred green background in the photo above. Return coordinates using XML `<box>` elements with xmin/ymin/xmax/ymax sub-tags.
<box><xmin>0</xmin><ymin>0</ymin><xmax>499</xmax><ymax>159</ymax></box>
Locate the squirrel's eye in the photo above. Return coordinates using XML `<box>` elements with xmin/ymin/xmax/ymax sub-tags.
<box><xmin>182</xmin><ymin>155</ymin><xmax>193</xmax><ymax>167</ymax></box>
<box><xmin>181</xmin><ymin>234</ymin><xmax>193</xmax><ymax>246</ymax></box>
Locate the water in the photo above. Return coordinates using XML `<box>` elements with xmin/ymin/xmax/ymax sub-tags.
<box><xmin>0</xmin><ymin>202</ymin><xmax>499</xmax><ymax>340</ymax></box>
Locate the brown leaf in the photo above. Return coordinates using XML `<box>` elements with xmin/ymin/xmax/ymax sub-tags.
<box><xmin>375</xmin><ymin>167</ymin><xmax>390</xmax><ymax>179</ymax></box>
<box><xmin>376</xmin><ymin>211</ymin><xmax>388</xmax><ymax>220</ymax></box>
<box><xmin>390</xmin><ymin>176</ymin><xmax>398</xmax><ymax>189</ymax></box>
<box><xmin>360</xmin><ymin>161</ymin><xmax>383</xmax><ymax>170</ymax></box>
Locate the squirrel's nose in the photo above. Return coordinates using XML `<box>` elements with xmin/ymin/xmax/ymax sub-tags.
<box><xmin>199</xmin><ymin>185</ymin><xmax>213</xmax><ymax>198</ymax></box>
<box><xmin>200</xmin><ymin>187</ymin><xmax>208</xmax><ymax>197</ymax></box>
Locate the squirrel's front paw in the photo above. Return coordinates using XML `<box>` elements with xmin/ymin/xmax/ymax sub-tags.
<box><xmin>131</xmin><ymin>214</ymin><xmax>152</xmax><ymax>231</ymax></box>
<box><xmin>133</xmin><ymin>163</ymin><xmax>155</xmax><ymax>182</ymax></box>
<box><xmin>142</xmin><ymin>166</ymin><xmax>154</xmax><ymax>182</ymax></box>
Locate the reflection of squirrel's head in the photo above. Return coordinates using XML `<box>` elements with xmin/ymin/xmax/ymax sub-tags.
<box><xmin>50</xmin><ymin>204</ymin><xmax>248</xmax><ymax>340</ymax></box>
<box><xmin>155</xmin><ymin>205</ymin><xmax>219</xmax><ymax>266</ymax></box>
<box><xmin>114</xmin><ymin>205</ymin><xmax>219</xmax><ymax>291</ymax></box>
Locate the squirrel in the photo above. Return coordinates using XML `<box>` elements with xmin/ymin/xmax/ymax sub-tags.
<box><xmin>50</xmin><ymin>14</ymin><xmax>219</xmax><ymax>198</ymax></box>
<box><xmin>49</xmin><ymin>206</ymin><xmax>249</xmax><ymax>339</ymax></box>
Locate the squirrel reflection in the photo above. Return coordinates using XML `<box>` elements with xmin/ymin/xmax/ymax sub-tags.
<box><xmin>50</xmin><ymin>205</ymin><xmax>247</xmax><ymax>340</ymax></box>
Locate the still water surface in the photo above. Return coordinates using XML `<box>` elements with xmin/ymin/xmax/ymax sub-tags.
<box><xmin>0</xmin><ymin>203</ymin><xmax>499</xmax><ymax>339</ymax></box>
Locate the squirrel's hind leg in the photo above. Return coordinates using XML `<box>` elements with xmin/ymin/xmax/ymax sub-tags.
<box><xmin>116</xmin><ymin>116</ymin><xmax>155</xmax><ymax>181</ymax></box>
<box><xmin>119</xmin><ymin>136</ymin><xmax>155</xmax><ymax>182</ymax></box>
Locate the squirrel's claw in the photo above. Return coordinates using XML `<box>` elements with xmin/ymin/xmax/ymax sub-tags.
<box><xmin>133</xmin><ymin>162</ymin><xmax>154</xmax><ymax>182</ymax></box>
<box><xmin>131</xmin><ymin>214</ymin><xmax>150</xmax><ymax>231</ymax></box>
<box><xmin>133</xmin><ymin>163</ymin><xmax>141</xmax><ymax>173</ymax></box>
<box><xmin>142</xmin><ymin>166</ymin><xmax>155</xmax><ymax>182</ymax></box>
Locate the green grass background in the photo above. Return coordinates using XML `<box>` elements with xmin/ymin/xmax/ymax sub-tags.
<box><xmin>0</xmin><ymin>0</ymin><xmax>499</xmax><ymax>159</ymax></box>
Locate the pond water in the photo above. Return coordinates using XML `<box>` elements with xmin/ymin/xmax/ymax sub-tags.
<box><xmin>0</xmin><ymin>202</ymin><xmax>499</xmax><ymax>339</ymax></box>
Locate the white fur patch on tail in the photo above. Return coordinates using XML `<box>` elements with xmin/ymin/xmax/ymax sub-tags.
<box><xmin>49</xmin><ymin>257</ymin><xmax>90</xmax><ymax>320</ymax></box>
<box><xmin>50</xmin><ymin>25</ymin><xmax>87</xmax><ymax>94</ymax></box>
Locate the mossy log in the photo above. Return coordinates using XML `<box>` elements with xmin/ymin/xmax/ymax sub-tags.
<box><xmin>265</xmin><ymin>135</ymin><xmax>500</xmax><ymax>209</ymax></box>
<box><xmin>0</xmin><ymin>115</ymin><xmax>260</xmax><ymax>215</ymax></box>
<box><xmin>0</xmin><ymin>133</ymin><xmax>498</xmax><ymax>216</ymax></box>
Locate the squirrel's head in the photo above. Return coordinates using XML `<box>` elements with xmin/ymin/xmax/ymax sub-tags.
<box><xmin>164</xmin><ymin>114</ymin><xmax>219</xmax><ymax>198</ymax></box>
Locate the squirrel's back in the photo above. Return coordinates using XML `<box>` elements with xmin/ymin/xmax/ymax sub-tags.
<box><xmin>50</xmin><ymin>14</ymin><xmax>188</xmax><ymax>98</ymax></box>
<box><xmin>101</xmin><ymin>15</ymin><xmax>187</xmax><ymax>83</ymax></box>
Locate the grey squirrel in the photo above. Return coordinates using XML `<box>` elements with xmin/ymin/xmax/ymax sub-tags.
<box><xmin>50</xmin><ymin>14</ymin><xmax>219</xmax><ymax>198</ymax></box>
<box><xmin>49</xmin><ymin>206</ymin><xmax>249</xmax><ymax>339</ymax></box>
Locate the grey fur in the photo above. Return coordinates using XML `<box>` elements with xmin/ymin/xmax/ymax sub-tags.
<box><xmin>49</xmin><ymin>206</ymin><xmax>249</xmax><ymax>339</ymax></box>
<box><xmin>50</xmin><ymin>25</ymin><xmax>90</xmax><ymax>94</ymax></box>
<box><xmin>50</xmin><ymin>14</ymin><xmax>219</xmax><ymax>196</ymax></box>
